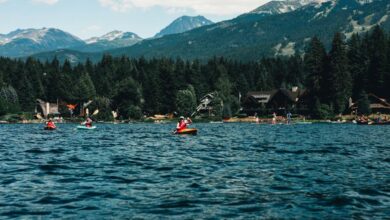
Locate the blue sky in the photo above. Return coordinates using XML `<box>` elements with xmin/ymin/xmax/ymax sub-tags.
<box><xmin>0</xmin><ymin>0</ymin><xmax>270</xmax><ymax>39</ymax></box>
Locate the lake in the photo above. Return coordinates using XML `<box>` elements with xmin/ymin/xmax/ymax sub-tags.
<box><xmin>0</xmin><ymin>123</ymin><xmax>389</xmax><ymax>219</ymax></box>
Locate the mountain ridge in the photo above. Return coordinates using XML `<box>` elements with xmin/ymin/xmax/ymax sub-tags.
<box><xmin>154</xmin><ymin>15</ymin><xmax>214</xmax><ymax>38</ymax></box>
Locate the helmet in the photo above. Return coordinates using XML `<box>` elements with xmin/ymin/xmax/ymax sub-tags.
<box><xmin>180</xmin><ymin>116</ymin><xmax>185</xmax><ymax>120</ymax></box>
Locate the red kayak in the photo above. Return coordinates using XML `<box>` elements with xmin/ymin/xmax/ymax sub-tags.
<box><xmin>175</xmin><ymin>128</ymin><xmax>198</xmax><ymax>135</ymax></box>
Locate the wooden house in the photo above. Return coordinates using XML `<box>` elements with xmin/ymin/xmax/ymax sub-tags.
<box><xmin>242</xmin><ymin>87</ymin><xmax>307</xmax><ymax>115</ymax></box>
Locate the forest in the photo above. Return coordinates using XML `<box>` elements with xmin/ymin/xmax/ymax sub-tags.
<box><xmin>0</xmin><ymin>26</ymin><xmax>390</xmax><ymax>120</ymax></box>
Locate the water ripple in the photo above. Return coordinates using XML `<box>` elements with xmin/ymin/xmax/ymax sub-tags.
<box><xmin>0</xmin><ymin>123</ymin><xmax>389</xmax><ymax>219</ymax></box>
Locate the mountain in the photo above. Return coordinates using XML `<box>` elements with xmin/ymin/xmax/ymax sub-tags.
<box><xmin>75</xmin><ymin>31</ymin><xmax>143</xmax><ymax>52</ymax></box>
<box><xmin>249</xmin><ymin>0</ymin><xmax>328</xmax><ymax>15</ymax></box>
<box><xmin>31</xmin><ymin>49</ymin><xmax>103</xmax><ymax>64</ymax></box>
<box><xmin>30</xmin><ymin>0</ymin><xmax>390</xmax><ymax>63</ymax></box>
<box><xmin>154</xmin><ymin>15</ymin><xmax>214</xmax><ymax>38</ymax></box>
<box><xmin>105</xmin><ymin>0</ymin><xmax>389</xmax><ymax>60</ymax></box>
<box><xmin>0</xmin><ymin>28</ymin><xmax>85</xmax><ymax>57</ymax></box>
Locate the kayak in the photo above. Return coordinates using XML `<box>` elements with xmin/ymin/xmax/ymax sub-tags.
<box><xmin>77</xmin><ymin>125</ymin><xmax>97</xmax><ymax>130</ymax></box>
<box><xmin>44</xmin><ymin>127</ymin><xmax>56</xmax><ymax>130</ymax></box>
<box><xmin>175</xmin><ymin>128</ymin><xmax>198</xmax><ymax>135</ymax></box>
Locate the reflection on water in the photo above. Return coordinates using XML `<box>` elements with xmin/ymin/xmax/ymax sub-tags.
<box><xmin>0</xmin><ymin>123</ymin><xmax>389</xmax><ymax>219</ymax></box>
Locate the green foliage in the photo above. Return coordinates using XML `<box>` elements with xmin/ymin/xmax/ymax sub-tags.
<box><xmin>89</xmin><ymin>96</ymin><xmax>113</xmax><ymax>121</ymax></box>
<box><xmin>211</xmin><ymin>95</ymin><xmax>223</xmax><ymax>118</ymax></box>
<box><xmin>328</xmin><ymin>32</ymin><xmax>352</xmax><ymax>114</ymax></box>
<box><xmin>176</xmin><ymin>85</ymin><xmax>197</xmax><ymax>117</ymax></box>
<box><xmin>73</xmin><ymin>72</ymin><xmax>96</xmax><ymax>101</ymax></box>
<box><xmin>0</xmin><ymin>97</ymin><xmax>7</xmax><ymax>116</ymax></box>
<box><xmin>357</xmin><ymin>90</ymin><xmax>371</xmax><ymax>116</ymax></box>
<box><xmin>126</xmin><ymin>105</ymin><xmax>143</xmax><ymax>120</ymax></box>
<box><xmin>112</xmin><ymin>77</ymin><xmax>142</xmax><ymax>119</ymax></box>
<box><xmin>0</xmin><ymin>85</ymin><xmax>20</xmax><ymax>114</ymax></box>
<box><xmin>313</xmin><ymin>99</ymin><xmax>334</xmax><ymax>120</ymax></box>
<box><xmin>0</xmin><ymin>26</ymin><xmax>390</xmax><ymax>118</ymax></box>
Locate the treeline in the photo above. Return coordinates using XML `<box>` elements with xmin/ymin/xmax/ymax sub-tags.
<box><xmin>0</xmin><ymin>26</ymin><xmax>390</xmax><ymax>119</ymax></box>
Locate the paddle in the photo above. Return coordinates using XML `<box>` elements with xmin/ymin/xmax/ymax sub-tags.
<box><xmin>92</xmin><ymin>109</ymin><xmax>99</xmax><ymax>116</ymax></box>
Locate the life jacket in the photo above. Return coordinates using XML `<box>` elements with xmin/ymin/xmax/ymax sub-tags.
<box><xmin>177</xmin><ymin>121</ymin><xmax>187</xmax><ymax>131</ymax></box>
<box><xmin>47</xmin><ymin>121</ymin><xmax>56</xmax><ymax>129</ymax></box>
<box><xmin>85</xmin><ymin>118</ymin><xmax>92</xmax><ymax>127</ymax></box>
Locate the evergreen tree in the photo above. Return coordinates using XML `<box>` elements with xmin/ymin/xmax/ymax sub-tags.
<box><xmin>176</xmin><ymin>85</ymin><xmax>197</xmax><ymax>117</ymax></box>
<box><xmin>216</xmin><ymin>73</ymin><xmax>233</xmax><ymax>118</ymax></box>
<box><xmin>112</xmin><ymin>77</ymin><xmax>142</xmax><ymax>119</ymax></box>
<box><xmin>357</xmin><ymin>90</ymin><xmax>371</xmax><ymax>115</ymax></box>
<box><xmin>367</xmin><ymin>26</ymin><xmax>388</xmax><ymax>97</ymax></box>
<box><xmin>348</xmin><ymin>34</ymin><xmax>368</xmax><ymax>100</ymax></box>
<box><xmin>328</xmin><ymin>32</ymin><xmax>352</xmax><ymax>114</ymax></box>
<box><xmin>304</xmin><ymin>37</ymin><xmax>327</xmax><ymax>113</ymax></box>
<box><xmin>73</xmin><ymin>72</ymin><xmax>96</xmax><ymax>101</ymax></box>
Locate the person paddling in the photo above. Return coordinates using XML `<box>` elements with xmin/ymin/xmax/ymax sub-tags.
<box><xmin>45</xmin><ymin>118</ymin><xmax>56</xmax><ymax>130</ymax></box>
<box><xmin>82</xmin><ymin>117</ymin><xmax>93</xmax><ymax>128</ymax></box>
<box><xmin>176</xmin><ymin>116</ymin><xmax>192</xmax><ymax>133</ymax></box>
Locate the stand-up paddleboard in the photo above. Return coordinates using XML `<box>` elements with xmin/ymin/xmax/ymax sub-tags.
<box><xmin>296</xmin><ymin>122</ymin><xmax>312</xmax><ymax>125</ymax></box>
<box><xmin>76</xmin><ymin>125</ymin><xmax>97</xmax><ymax>130</ymax></box>
<box><xmin>174</xmin><ymin>128</ymin><xmax>198</xmax><ymax>135</ymax></box>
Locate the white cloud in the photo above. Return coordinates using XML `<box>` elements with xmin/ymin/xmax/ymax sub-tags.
<box><xmin>32</xmin><ymin>0</ymin><xmax>59</xmax><ymax>5</ymax></box>
<box><xmin>99</xmin><ymin>0</ymin><xmax>271</xmax><ymax>15</ymax></box>
<box><xmin>0</xmin><ymin>0</ymin><xmax>8</xmax><ymax>3</ymax></box>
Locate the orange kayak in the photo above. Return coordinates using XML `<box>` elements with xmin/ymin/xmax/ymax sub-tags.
<box><xmin>176</xmin><ymin>128</ymin><xmax>198</xmax><ymax>135</ymax></box>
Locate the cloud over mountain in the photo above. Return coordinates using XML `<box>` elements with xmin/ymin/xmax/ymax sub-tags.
<box><xmin>98</xmin><ymin>0</ymin><xmax>271</xmax><ymax>15</ymax></box>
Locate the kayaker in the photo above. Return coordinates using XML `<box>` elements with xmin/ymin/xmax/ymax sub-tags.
<box><xmin>83</xmin><ymin>117</ymin><xmax>93</xmax><ymax>128</ymax></box>
<box><xmin>45</xmin><ymin>118</ymin><xmax>56</xmax><ymax>130</ymax></box>
<box><xmin>176</xmin><ymin>116</ymin><xmax>192</xmax><ymax>132</ymax></box>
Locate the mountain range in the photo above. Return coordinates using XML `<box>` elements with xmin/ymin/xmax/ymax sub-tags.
<box><xmin>0</xmin><ymin>28</ymin><xmax>84</xmax><ymax>57</ymax></box>
<box><xmin>0</xmin><ymin>15</ymin><xmax>213</xmax><ymax>58</ymax></box>
<box><xmin>1</xmin><ymin>0</ymin><xmax>390</xmax><ymax>62</ymax></box>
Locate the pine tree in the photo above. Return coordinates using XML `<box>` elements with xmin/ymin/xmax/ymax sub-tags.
<box><xmin>112</xmin><ymin>77</ymin><xmax>142</xmax><ymax>118</ymax></box>
<box><xmin>367</xmin><ymin>26</ymin><xmax>388</xmax><ymax>97</ymax></box>
<box><xmin>73</xmin><ymin>72</ymin><xmax>96</xmax><ymax>101</ymax></box>
<box><xmin>328</xmin><ymin>32</ymin><xmax>352</xmax><ymax>114</ymax></box>
<box><xmin>347</xmin><ymin>34</ymin><xmax>368</xmax><ymax>100</ymax></box>
<box><xmin>357</xmin><ymin>90</ymin><xmax>371</xmax><ymax>115</ymax></box>
<box><xmin>304</xmin><ymin>37</ymin><xmax>327</xmax><ymax>112</ymax></box>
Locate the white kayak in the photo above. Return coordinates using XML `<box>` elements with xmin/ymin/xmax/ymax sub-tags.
<box><xmin>76</xmin><ymin>125</ymin><xmax>97</xmax><ymax>130</ymax></box>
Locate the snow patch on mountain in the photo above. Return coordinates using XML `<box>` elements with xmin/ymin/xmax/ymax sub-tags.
<box><xmin>86</xmin><ymin>31</ymin><xmax>139</xmax><ymax>44</ymax></box>
<box><xmin>356</xmin><ymin>0</ymin><xmax>373</xmax><ymax>5</ymax></box>
<box><xmin>274</xmin><ymin>42</ymin><xmax>296</xmax><ymax>56</ymax></box>
<box><xmin>250</xmin><ymin>0</ymin><xmax>331</xmax><ymax>15</ymax></box>
<box><xmin>343</xmin><ymin>14</ymin><xmax>389</xmax><ymax>38</ymax></box>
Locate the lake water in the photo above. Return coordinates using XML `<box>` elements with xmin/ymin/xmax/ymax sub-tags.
<box><xmin>0</xmin><ymin>123</ymin><xmax>389</xmax><ymax>219</ymax></box>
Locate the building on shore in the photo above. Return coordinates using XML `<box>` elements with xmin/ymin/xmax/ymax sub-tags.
<box><xmin>350</xmin><ymin>94</ymin><xmax>390</xmax><ymax>114</ymax></box>
<box><xmin>241</xmin><ymin>87</ymin><xmax>307</xmax><ymax>116</ymax></box>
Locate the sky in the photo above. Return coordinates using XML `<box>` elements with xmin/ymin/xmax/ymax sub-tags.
<box><xmin>0</xmin><ymin>0</ymin><xmax>271</xmax><ymax>39</ymax></box>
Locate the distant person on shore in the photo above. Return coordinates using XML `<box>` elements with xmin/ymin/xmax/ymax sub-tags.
<box><xmin>287</xmin><ymin>112</ymin><xmax>292</xmax><ymax>124</ymax></box>
<box><xmin>176</xmin><ymin>116</ymin><xmax>192</xmax><ymax>132</ymax></box>
<box><xmin>255</xmin><ymin>113</ymin><xmax>260</xmax><ymax>124</ymax></box>
<box><xmin>272</xmin><ymin>112</ymin><xmax>277</xmax><ymax>124</ymax></box>
<box><xmin>45</xmin><ymin>118</ymin><xmax>56</xmax><ymax>130</ymax></box>
<box><xmin>82</xmin><ymin>117</ymin><xmax>93</xmax><ymax>128</ymax></box>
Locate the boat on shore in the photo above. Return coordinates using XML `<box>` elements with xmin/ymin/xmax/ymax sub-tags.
<box><xmin>356</xmin><ymin>120</ymin><xmax>390</xmax><ymax>125</ymax></box>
